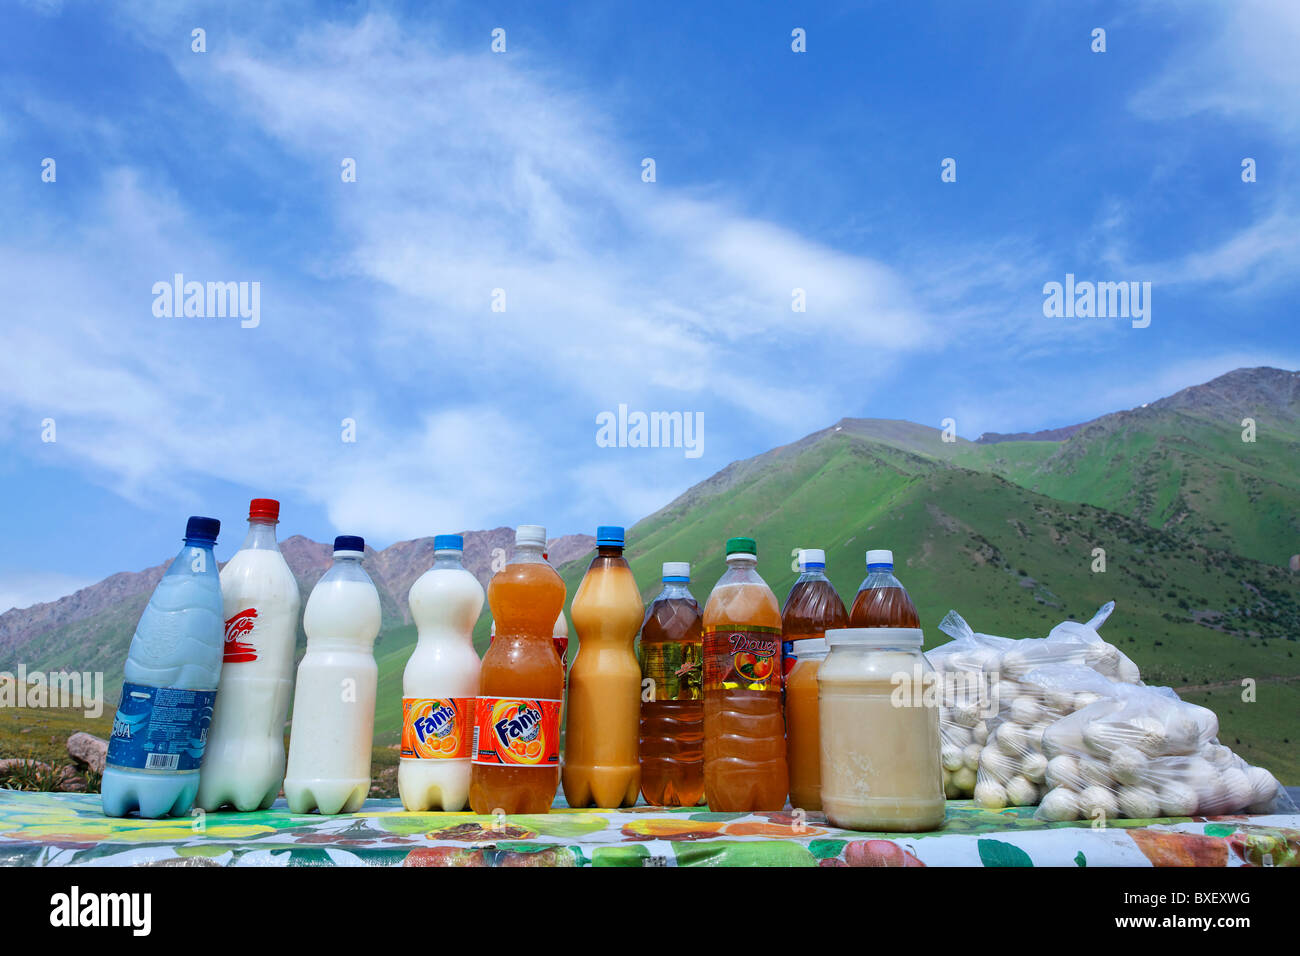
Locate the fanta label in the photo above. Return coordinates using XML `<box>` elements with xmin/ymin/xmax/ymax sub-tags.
<box><xmin>401</xmin><ymin>697</ymin><xmax>472</xmax><ymax>760</ymax></box>
<box><xmin>223</xmin><ymin>608</ymin><xmax>259</xmax><ymax>663</ymax></box>
<box><xmin>471</xmin><ymin>697</ymin><xmax>561</xmax><ymax>767</ymax></box>
<box><xmin>703</xmin><ymin>625</ymin><xmax>783</xmax><ymax>693</ymax></box>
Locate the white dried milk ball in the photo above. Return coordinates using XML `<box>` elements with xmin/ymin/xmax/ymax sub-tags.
<box><xmin>1078</xmin><ymin>785</ymin><xmax>1118</xmax><ymax>822</ymax></box>
<box><xmin>941</xmin><ymin>744</ymin><xmax>964</xmax><ymax>773</ymax></box>
<box><xmin>981</xmin><ymin>747</ymin><xmax>1018</xmax><ymax>784</ymax></box>
<box><xmin>1000</xmin><ymin>649</ymin><xmax>1031</xmax><ymax>679</ymax></box>
<box><xmin>1128</xmin><ymin>715</ymin><xmax>1169</xmax><ymax>757</ymax></box>
<box><xmin>1021</xmin><ymin>751</ymin><xmax>1049</xmax><ymax>784</ymax></box>
<box><xmin>1109</xmin><ymin>745</ymin><xmax>1149</xmax><ymax>787</ymax></box>
<box><xmin>1080</xmin><ymin>758</ymin><xmax>1114</xmax><ymax>789</ymax></box>
<box><xmin>1005</xmin><ymin>775</ymin><xmax>1039</xmax><ymax>807</ymax></box>
<box><xmin>1027</xmin><ymin>720</ymin><xmax>1051</xmax><ymax>752</ymax></box>
<box><xmin>1117</xmin><ymin>657</ymin><xmax>1142</xmax><ymax>684</ymax></box>
<box><xmin>944</xmin><ymin>774</ymin><xmax>962</xmax><ymax>799</ymax></box>
<box><xmin>1038</xmin><ymin>787</ymin><xmax>1080</xmax><ymax>822</ymax></box>
<box><xmin>1010</xmin><ymin>696</ymin><xmax>1043</xmax><ymax>725</ymax></box>
<box><xmin>1046</xmin><ymin>754</ymin><xmax>1084</xmax><ymax>791</ymax></box>
<box><xmin>974</xmin><ymin>779</ymin><xmax>1008</xmax><ymax>810</ymax></box>
<box><xmin>1082</xmin><ymin>721</ymin><xmax>1122</xmax><ymax>758</ymax></box>
<box><xmin>1220</xmin><ymin>768</ymin><xmax>1252</xmax><ymax>813</ymax></box>
<box><xmin>1158</xmin><ymin>782</ymin><xmax>1198</xmax><ymax>817</ymax></box>
<box><xmin>1244</xmin><ymin>766</ymin><xmax>1280</xmax><ymax>807</ymax></box>
<box><xmin>962</xmin><ymin>743</ymin><xmax>982</xmax><ymax>771</ymax></box>
<box><xmin>945</xmin><ymin>724</ymin><xmax>973</xmax><ymax>749</ymax></box>
<box><xmin>952</xmin><ymin>765</ymin><xmax>977</xmax><ymax>793</ymax></box>
<box><xmin>1043</xmin><ymin>687</ymin><xmax>1073</xmax><ymax>713</ymax></box>
<box><xmin>1164</xmin><ymin>712</ymin><xmax>1202</xmax><ymax>756</ymax></box>
<box><xmin>997</xmin><ymin>722</ymin><xmax>1030</xmax><ymax>757</ymax></box>
<box><xmin>950</xmin><ymin>703</ymin><xmax>980</xmax><ymax>728</ymax></box>
<box><xmin>1085</xmin><ymin>641</ymin><xmax>1120</xmax><ymax>673</ymax></box>
<box><xmin>1203</xmin><ymin>743</ymin><xmax>1235</xmax><ymax>770</ymax></box>
<box><xmin>1117</xmin><ymin>785</ymin><xmax>1161</xmax><ymax>820</ymax></box>
<box><xmin>971</xmin><ymin>720</ymin><xmax>989</xmax><ymax>745</ymax></box>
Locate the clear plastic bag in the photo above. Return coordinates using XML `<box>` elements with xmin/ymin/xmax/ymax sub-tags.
<box><xmin>1035</xmin><ymin>682</ymin><xmax>1295</xmax><ymax>822</ymax></box>
<box><xmin>931</xmin><ymin>612</ymin><xmax>1014</xmax><ymax>799</ymax></box>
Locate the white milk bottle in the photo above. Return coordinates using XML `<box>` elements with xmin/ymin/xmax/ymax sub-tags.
<box><xmin>284</xmin><ymin>536</ymin><xmax>382</xmax><ymax>815</ymax></box>
<box><xmin>399</xmin><ymin>534</ymin><xmax>484</xmax><ymax>811</ymax></box>
<box><xmin>197</xmin><ymin>498</ymin><xmax>302</xmax><ymax>811</ymax></box>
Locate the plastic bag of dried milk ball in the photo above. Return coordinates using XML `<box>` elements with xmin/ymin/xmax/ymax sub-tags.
<box><xmin>1034</xmin><ymin>683</ymin><xmax>1295</xmax><ymax>823</ymax></box>
<box><xmin>930</xmin><ymin>616</ymin><xmax>1013</xmax><ymax>799</ymax></box>
<box><xmin>1041</xmin><ymin>602</ymin><xmax>1144</xmax><ymax>685</ymax></box>
<box><xmin>972</xmin><ymin>663</ymin><xmax>1119</xmax><ymax>810</ymax></box>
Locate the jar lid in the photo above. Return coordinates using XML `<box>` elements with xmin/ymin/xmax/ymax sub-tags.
<box><xmin>791</xmin><ymin>637</ymin><xmax>828</xmax><ymax>656</ymax></box>
<box><xmin>826</xmin><ymin>627</ymin><xmax>923</xmax><ymax>648</ymax></box>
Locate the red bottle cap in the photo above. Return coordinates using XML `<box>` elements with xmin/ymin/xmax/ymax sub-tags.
<box><xmin>248</xmin><ymin>498</ymin><xmax>281</xmax><ymax>522</ymax></box>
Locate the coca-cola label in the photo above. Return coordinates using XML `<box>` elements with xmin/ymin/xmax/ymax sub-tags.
<box><xmin>223</xmin><ymin>608</ymin><xmax>259</xmax><ymax>663</ymax></box>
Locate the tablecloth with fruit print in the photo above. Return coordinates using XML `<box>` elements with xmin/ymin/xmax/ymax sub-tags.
<box><xmin>0</xmin><ymin>791</ymin><xmax>1295</xmax><ymax>866</ymax></box>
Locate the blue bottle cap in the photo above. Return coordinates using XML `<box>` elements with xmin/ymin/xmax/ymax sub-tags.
<box><xmin>185</xmin><ymin>516</ymin><xmax>220</xmax><ymax>544</ymax></box>
<box><xmin>334</xmin><ymin>535</ymin><xmax>365</xmax><ymax>553</ymax></box>
<box><xmin>596</xmin><ymin>525</ymin><xmax>625</xmax><ymax>546</ymax></box>
<box><xmin>434</xmin><ymin>534</ymin><xmax>464</xmax><ymax>551</ymax></box>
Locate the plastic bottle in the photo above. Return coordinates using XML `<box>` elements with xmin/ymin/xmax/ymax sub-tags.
<box><xmin>638</xmin><ymin>561</ymin><xmax>704</xmax><ymax>807</ymax></box>
<box><xmin>399</xmin><ymin>534</ymin><xmax>485</xmax><ymax>812</ymax></box>
<box><xmin>469</xmin><ymin>525</ymin><xmax>565</xmax><ymax>814</ymax></box>
<box><xmin>848</xmin><ymin>549</ymin><xmax>920</xmax><ymax>628</ymax></box>
<box><xmin>283</xmin><ymin>536</ymin><xmax>382</xmax><ymax>815</ymax></box>
<box><xmin>563</xmin><ymin>526</ymin><xmax>642</xmax><ymax>808</ymax></box>
<box><xmin>197</xmin><ymin>498</ymin><xmax>302</xmax><ymax>812</ymax></box>
<box><xmin>819</xmin><ymin>627</ymin><xmax>945</xmax><ymax>831</ymax></box>
<box><xmin>102</xmin><ymin>516</ymin><xmax>224</xmax><ymax>818</ymax></box>
<box><xmin>702</xmin><ymin>536</ymin><xmax>788</xmax><ymax>811</ymax></box>
<box><xmin>785</xmin><ymin>637</ymin><xmax>829</xmax><ymax>812</ymax></box>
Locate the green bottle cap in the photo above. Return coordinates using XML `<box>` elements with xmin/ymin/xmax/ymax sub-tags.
<box><xmin>725</xmin><ymin>536</ymin><xmax>757</xmax><ymax>556</ymax></box>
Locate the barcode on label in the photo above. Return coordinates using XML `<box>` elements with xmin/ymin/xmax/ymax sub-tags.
<box><xmin>145</xmin><ymin>752</ymin><xmax>179</xmax><ymax>771</ymax></box>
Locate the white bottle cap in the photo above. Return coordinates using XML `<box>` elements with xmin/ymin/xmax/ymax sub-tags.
<box><xmin>865</xmin><ymin>549</ymin><xmax>894</xmax><ymax>567</ymax></box>
<box><xmin>791</xmin><ymin>637</ymin><xmax>828</xmax><ymax>657</ymax></box>
<box><xmin>515</xmin><ymin>524</ymin><xmax>547</xmax><ymax>548</ymax></box>
<box><xmin>826</xmin><ymin>627</ymin><xmax>923</xmax><ymax>648</ymax></box>
<box><xmin>662</xmin><ymin>561</ymin><xmax>690</xmax><ymax>580</ymax></box>
<box><xmin>799</xmin><ymin>548</ymin><xmax>826</xmax><ymax>568</ymax></box>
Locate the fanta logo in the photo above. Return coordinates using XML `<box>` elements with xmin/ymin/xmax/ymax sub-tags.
<box><xmin>728</xmin><ymin>633</ymin><xmax>775</xmax><ymax>656</ymax></box>
<box><xmin>493</xmin><ymin>703</ymin><xmax>541</xmax><ymax>747</ymax></box>
<box><xmin>414</xmin><ymin>704</ymin><xmax>455</xmax><ymax>743</ymax></box>
<box><xmin>224</xmin><ymin>609</ymin><xmax>257</xmax><ymax>643</ymax></box>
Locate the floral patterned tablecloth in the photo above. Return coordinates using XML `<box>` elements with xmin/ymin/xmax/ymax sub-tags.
<box><xmin>0</xmin><ymin>791</ymin><xmax>1295</xmax><ymax>866</ymax></box>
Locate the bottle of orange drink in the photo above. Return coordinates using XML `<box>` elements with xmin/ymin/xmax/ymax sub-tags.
<box><xmin>702</xmin><ymin>536</ymin><xmax>788</xmax><ymax>811</ymax></box>
<box><xmin>469</xmin><ymin>525</ymin><xmax>565</xmax><ymax>815</ymax></box>
<box><xmin>562</xmin><ymin>526</ymin><xmax>643</xmax><ymax>808</ymax></box>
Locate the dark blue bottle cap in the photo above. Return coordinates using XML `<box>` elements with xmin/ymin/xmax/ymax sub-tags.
<box><xmin>596</xmin><ymin>525</ymin><xmax>625</xmax><ymax>546</ymax></box>
<box><xmin>334</xmin><ymin>535</ymin><xmax>365</xmax><ymax>553</ymax></box>
<box><xmin>185</xmin><ymin>516</ymin><xmax>220</xmax><ymax>544</ymax></box>
<box><xmin>434</xmin><ymin>534</ymin><xmax>464</xmax><ymax>551</ymax></box>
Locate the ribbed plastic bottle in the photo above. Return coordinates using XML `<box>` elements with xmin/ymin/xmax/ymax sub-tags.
<box><xmin>848</xmin><ymin>548</ymin><xmax>920</xmax><ymax>628</ymax></box>
<box><xmin>102</xmin><ymin>516</ymin><xmax>224</xmax><ymax>818</ymax></box>
<box><xmin>399</xmin><ymin>534</ymin><xmax>484</xmax><ymax>811</ymax></box>
<box><xmin>701</xmin><ymin>536</ymin><xmax>788</xmax><ymax>811</ymax></box>
<box><xmin>283</xmin><ymin>535</ymin><xmax>382</xmax><ymax>815</ymax></box>
<box><xmin>563</xmin><ymin>525</ymin><xmax>643</xmax><ymax>808</ymax></box>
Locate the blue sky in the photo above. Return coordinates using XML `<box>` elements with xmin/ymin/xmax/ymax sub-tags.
<box><xmin>2</xmin><ymin>0</ymin><xmax>1298</xmax><ymax>610</ymax></box>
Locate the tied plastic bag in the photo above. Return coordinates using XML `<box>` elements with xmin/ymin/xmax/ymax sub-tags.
<box><xmin>1035</xmin><ymin>682</ymin><xmax>1294</xmax><ymax>822</ymax></box>
<box><xmin>934</xmin><ymin>602</ymin><xmax>1141</xmax><ymax>804</ymax></box>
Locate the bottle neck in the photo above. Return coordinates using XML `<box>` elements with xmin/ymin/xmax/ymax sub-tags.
<box><xmin>432</xmin><ymin>549</ymin><xmax>464</xmax><ymax>570</ymax></box>
<box><xmin>798</xmin><ymin>565</ymin><xmax>828</xmax><ymax>580</ymax></box>
<box><xmin>658</xmin><ymin>579</ymin><xmax>693</xmax><ymax>599</ymax></box>
<box><xmin>241</xmin><ymin>519</ymin><xmax>280</xmax><ymax>551</ymax></box>
<box><xmin>597</xmin><ymin>545</ymin><xmax>624</xmax><ymax>557</ymax></box>
<box><xmin>183</xmin><ymin>538</ymin><xmax>216</xmax><ymax>551</ymax></box>
<box><xmin>727</xmin><ymin>554</ymin><xmax>756</xmax><ymax>569</ymax></box>
<box><xmin>511</xmin><ymin>542</ymin><xmax>546</xmax><ymax>565</ymax></box>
